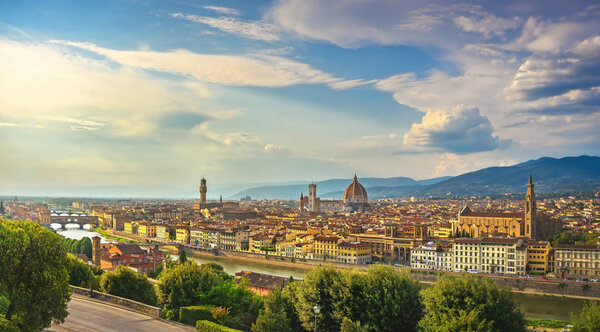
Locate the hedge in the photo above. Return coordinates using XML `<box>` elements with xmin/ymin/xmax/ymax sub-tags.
<box><xmin>196</xmin><ymin>320</ymin><xmax>243</xmax><ymax>332</ymax></box>
<box><xmin>180</xmin><ymin>305</ymin><xmax>215</xmax><ymax>326</ymax></box>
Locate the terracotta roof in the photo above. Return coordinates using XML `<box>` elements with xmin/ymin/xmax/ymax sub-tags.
<box><xmin>113</xmin><ymin>244</ymin><xmax>145</xmax><ymax>255</ymax></box>
<box><xmin>556</xmin><ymin>244</ymin><xmax>600</xmax><ymax>250</ymax></box>
<box><xmin>461</xmin><ymin>211</ymin><xmax>523</xmax><ymax>218</ymax></box>
<box><xmin>343</xmin><ymin>174</ymin><xmax>367</xmax><ymax>201</ymax></box>
<box><xmin>314</xmin><ymin>235</ymin><xmax>340</xmax><ymax>242</ymax></box>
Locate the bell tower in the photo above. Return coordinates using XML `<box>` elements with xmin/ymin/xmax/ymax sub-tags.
<box><xmin>200</xmin><ymin>177</ymin><xmax>207</xmax><ymax>205</ymax></box>
<box><xmin>525</xmin><ymin>172</ymin><xmax>536</xmax><ymax>238</ymax></box>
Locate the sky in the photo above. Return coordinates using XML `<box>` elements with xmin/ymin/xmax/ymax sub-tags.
<box><xmin>1</xmin><ymin>0</ymin><xmax>599</xmax><ymax>198</ymax></box>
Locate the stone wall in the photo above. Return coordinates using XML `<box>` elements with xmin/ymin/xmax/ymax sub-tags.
<box><xmin>70</xmin><ymin>286</ymin><xmax>162</xmax><ymax>317</ymax></box>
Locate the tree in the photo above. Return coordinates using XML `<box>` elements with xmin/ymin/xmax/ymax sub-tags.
<box><xmin>252</xmin><ymin>288</ymin><xmax>293</xmax><ymax>332</ymax></box>
<box><xmin>0</xmin><ymin>220</ymin><xmax>71</xmax><ymax>331</ymax></box>
<box><xmin>420</xmin><ymin>275</ymin><xmax>525</xmax><ymax>332</ymax></box>
<box><xmin>0</xmin><ymin>201</ymin><xmax>4</xmax><ymax>214</ymax></box>
<box><xmin>157</xmin><ymin>262</ymin><xmax>229</xmax><ymax>309</ymax></box>
<box><xmin>571</xmin><ymin>301</ymin><xmax>600</xmax><ymax>332</ymax></box>
<box><xmin>66</xmin><ymin>254</ymin><xmax>92</xmax><ymax>287</ymax></box>
<box><xmin>340</xmin><ymin>317</ymin><xmax>370</xmax><ymax>332</ymax></box>
<box><xmin>99</xmin><ymin>265</ymin><xmax>157</xmax><ymax>305</ymax></box>
<box><xmin>179</xmin><ymin>248</ymin><xmax>188</xmax><ymax>264</ymax></box>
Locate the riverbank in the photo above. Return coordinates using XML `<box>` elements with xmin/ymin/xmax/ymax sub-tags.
<box><xmin>94</xmin><ymin>227</ymin><xmax>141</xmax><ymax>243</ymax></box>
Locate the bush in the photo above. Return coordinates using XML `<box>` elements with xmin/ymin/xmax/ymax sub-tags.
<box><xmin>180</xmin><ymin>305</ymin><xmax>216</xmax><ymax>326</ymax></box>
<box><xmin>570</xmin><ymin>301</ymin><xmax>600</xmax><ymax>332</ymax></box>
<box><xmin>582</xmin><ymin>284</ymin><xmax>590</xmax><ymax>291</ymax></box>
<box><xmin>558</xmin><ymin>282</ymin><xmax>566</xmax><ymax>289</ymax></box>
<box><xmin>99</xmin><ymin>265</ymin><xmax>157</xmax><ymax>305</ymax></box>
<box><xmin>196</xmin><ymin>320</ymin><xmax>243</xmax><ymax>332</ymax></box>
<box><xmin>525</xmin><ymin>318</ymin><xmax>570</xmax><ymax>328</ymax></box>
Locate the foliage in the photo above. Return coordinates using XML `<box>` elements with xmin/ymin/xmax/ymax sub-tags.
<box><xmin>147</xmin><ymin>264</ymin><xmax>164</xmax><ymax>279</ymax></box>
<box><xmin>0</xmin><ymin>220</ymin><xmax>71</xmax><ymax>331</ymax></box>
<box><xmin>99</xmin><ymin>265</ymin><xmax>157</xmax><ymax>305</ymax></box>
<box><xmin>294</xmin><ymin>266</ymin><xmax>423</xmax><ymax>332</ymax></box>
<box><xmin>196</xmin><ymin>320</ymin><xmax>243</xmax><ymax>332</ymax></box>
<box><xmin>419</xmin><ymin>275</ymin><xmax>525</xmax><ymax>332</ymax></box>
<box><xmin>252</xmin><ymin>287</ymin><xmax>293</xmax><ymax>332</ymax></box>
<box><xmin>0</xmin><ymin>317</ymin><xmax>19</xmax><ymax>332</ymax></box>
<box><xmin>61</xmin><ymin>236</ymin><xmax>93</xmax><ymax>259</ymax></box>
<box><xmin>180</xmin><ymin>305</ymin><xmax>215</xmax><ymax>326</ymax></box>
<box><xmin>0</xmin><ymin>295</ymin><xmax>9</xmax><ymax>315</ymax></box>
<box><xmin>66</xmin><ymin>254</ymin><xmax>92</xmax><ymax>287</ymax></box>
<box><xmin>340</xmin><ymin>317</ymin><xmax>370</xmax><ymax>332</ymax></box>
<box><xmin>548</xmin><ymin>232</ymin><xmax>600</xmax><ymax>247</ymax></box>
<box><xmin>169</xmin><ymin>228</ymin><xmax>176</xmax><ymax>240</ymax></box>
<box><xmin>204</xmin><ymin>263</ymin><xmax>224</xmax><ymax>271</ymax></box>
<box><xmin>211</xmin><ymin>307</ymin><xmax>231</xmax><ymax>325</ymax></box>
<box><xmin>0</xmin><ymin>201</ymin><xmax>4</xmax><ymax>214</ymax></box>
<box><xmin>157</xmin><ymin>262</ymin><xmax>230</xmax><ymax>309</ymax></box>
<box><xmin>582</xmin><ymin>284</ymin><xmax>590</xmax><ymax>291</ymax></box>
<box><xmin>525</xmin><ymin>318</ymin><xmax>570</xmax><ymax>328</ymax></box>
<box><xmin>570</xmin><ymin>301</ymin><xmax>600</xmax><ymax>332</ymax></box>
<box><xmin>179</xmin><ymin>249</ymin><xmax>188</xmax><ymax>264</ymax></box>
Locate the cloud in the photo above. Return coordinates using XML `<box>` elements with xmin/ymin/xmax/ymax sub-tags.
<box><xmin>172</xmin><ymin>13</ymin><xmax>279</xmax><ymax>41</ymax></box>
<box><xmin>0</xmin><ymin>122</ymin><xmax>19</xmax><ymax>127</ymax></box>
<box><xmin>264</xmin><ymin>144</ymin><xmax>288</xmax><ymax>152</ymax></box>
<box><xmin>203</xmin><ymin>6</ymin><xmax>240</xmax><ymax>16</ymax></box>
<box><xmin>404</xmin><ymin>105</ymin><xmax>509</xmax><ymax>154</ymax></box>
<box><xmin>50</xmin><ymin>40</ymin><xmax>368</xmax><ymax>90</ymax></box>
<box><xmin>453</xmin><ymin>13</ymin><xmax>521</xmax><ymax>39</ymax></box>
<box><xmin>513</xmin><ymin>17</ymin><xmax>595</xmax><ymax>52</ymax></box>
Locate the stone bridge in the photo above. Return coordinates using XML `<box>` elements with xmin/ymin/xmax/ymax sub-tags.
<box><xmin>49</xmin><ymin>215</ymin><xmax>99</xmax><ymax>229</ymax></box>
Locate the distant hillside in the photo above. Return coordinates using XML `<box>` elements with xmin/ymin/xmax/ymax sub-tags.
<box><xmin>231</xmin><ymin>156</ymin><xmax>600</xmax><ymax>199</ymax></box>
<box><xmin>403</xmin><ymin>155</ymin><xmax>600</xmax><ymax>197</ymax></box>
<box><xmin>230</xmin><ymin>176</ymin><xmax>451</xmax><ymax>200</ymax></box>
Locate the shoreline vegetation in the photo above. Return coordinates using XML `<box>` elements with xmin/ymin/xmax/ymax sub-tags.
<box><xmin>94</xmin><ymin>226</ymin><xmax>140</xmax><ymax>243</ymax></box>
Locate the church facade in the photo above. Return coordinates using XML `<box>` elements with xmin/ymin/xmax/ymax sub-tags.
<box><xmin>452</xmin><ymin>173</ymin><xmax>562</xmax><ymax>241</ymax></box>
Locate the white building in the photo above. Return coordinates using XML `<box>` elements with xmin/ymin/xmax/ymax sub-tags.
<box><xmin>453</xmin><ymin>238</ymin><xmax>527</xmax><ymax>275</ymax></box>
<box><xmin>410</xmin><ymin>241</ymin><xmax>453</xmax><ymax>271</ymax></box>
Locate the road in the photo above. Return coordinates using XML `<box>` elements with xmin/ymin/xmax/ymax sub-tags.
<box><xmin>45</xmin><ymin>295</ymin><xmax>194</xmax><ymax>332</ymax></box>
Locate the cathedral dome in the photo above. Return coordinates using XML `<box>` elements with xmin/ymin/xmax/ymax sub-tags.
<box><xmin>343</xmin><ymin>174</ymin><xmax>368</xmax><ymax>203</ymax></box>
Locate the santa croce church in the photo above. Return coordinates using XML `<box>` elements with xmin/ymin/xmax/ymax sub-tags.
<box><xmin>452</xmin><ymin>173</ymin><xmax>562</xmax><ymax>241</ymax></box>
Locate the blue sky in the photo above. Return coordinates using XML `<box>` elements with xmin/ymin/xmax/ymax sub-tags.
<box><xmin>1</xmin><ymin>0</ymin><xmax>599</xmax><ymax>197</ymax></box>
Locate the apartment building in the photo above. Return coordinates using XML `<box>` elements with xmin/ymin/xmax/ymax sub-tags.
<box><xmin>410</xmin><ymin>241</ymin><xmax>453</xmax><ymax>271</ymax></box>
<box><xmin>555</xmin><ymin>244</ymin><xmax>600</xmax><ymax>278</ymax></box>
<box><xmin>453</xmin><ymin>238</ymin><xmax>527</xmax><ymax>275</ymax></box>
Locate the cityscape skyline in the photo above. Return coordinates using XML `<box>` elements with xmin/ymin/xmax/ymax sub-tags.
<box><xmin>1</xmin><ymin>0</ymin><xmax>599</xmax><ymax>195</ymax></box>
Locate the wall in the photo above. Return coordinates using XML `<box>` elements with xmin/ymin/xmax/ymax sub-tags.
<box><xmin>70</xmin><ymin>286</ymin><xmax>162</xmax><ymax>317</ymax></box>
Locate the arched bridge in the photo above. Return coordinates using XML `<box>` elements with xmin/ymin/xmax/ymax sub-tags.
<box><xmin>48</xmin><ymin>214</ymin><xmax>99</xmax><ymax>230</ymax></box>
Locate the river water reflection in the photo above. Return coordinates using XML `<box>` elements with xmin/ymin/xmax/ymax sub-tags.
<box><xmin>58</xmin><ymin>227</ymin><xmax>593</xmax><ymax>321</ymax></box>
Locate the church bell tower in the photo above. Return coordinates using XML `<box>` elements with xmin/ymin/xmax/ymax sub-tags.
<box><xmin>200</xmin><ymin>177</ymin><xmax>207</xmax><ymax>205</ymax></box>
<box><xmin>525</xmin><ymin>172</ymin><xmax>536</xmax><ymax>238</ymax></box>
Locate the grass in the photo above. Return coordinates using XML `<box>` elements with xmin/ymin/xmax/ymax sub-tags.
<box><xmin>94</xmin><ymin>226</ymin><xmax>140</xmax><ymax>243</ymax></box>
<box><xmin>525</xmin><ymin>318</ymin><xmax>570</xmax><ymax>329</ymax></box>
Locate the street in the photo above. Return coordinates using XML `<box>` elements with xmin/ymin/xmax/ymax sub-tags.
<box><xmin>45</xmin><ymin>295</ymin><xmax>194</xmax><ymax>332</ymax></box>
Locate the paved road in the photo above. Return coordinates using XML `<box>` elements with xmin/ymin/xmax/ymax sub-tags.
<box><xmin>46</xmin><ymin>295</ymin><xmax>193</xmax><ymax>332</ymax></box>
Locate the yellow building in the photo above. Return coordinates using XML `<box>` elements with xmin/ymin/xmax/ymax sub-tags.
<box><xmin>313</xmin><ymin>235</ymin><xmax>340</xmax><ymax>261</ymax></box>
<box><xmin>527</xmin><ymin>241</ymin><xmax>552</xmax><ymax>274</ymax></box>
<box><xmin>337</xmin><ymin>242</ymin><xmax>372</xmax><ymax>264</ymax></box>
<box><xmin>432</xmin><ymin>225</ymin><xmax>452</xmax><ymax>238</ymax></box>
<box><xmin>175</xmin><ymin>226</ymin><xmax>190</xmax><ymax>244</ymax></box>
<box><xmin>123</xmin><ymin>221</ymin><xmax>137</xmax><ymax>234</ymax></box>
<box><xmin>555</xmin><ymin>244</ymin><xmax>600</xmax><ymax>278</ymax></box>
<box><xmin>138</xmin><ymin>222</ymin><xmax>157</xmax><ymax>238</ymax></box>
<box><xmin>249</xmin><ymin>234</ymin><xmax>273</xmax><ymax>253</ymax></box>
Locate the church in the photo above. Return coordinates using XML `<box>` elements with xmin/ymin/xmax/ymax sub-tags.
<box><xmin>300</xmin><ymin>174</ymin><xmax>372</xmax><ymax>213</ymax></box>
<box><xmin>452</xmin><ymin>173</ymin><xmax>562</xmax><ymax>241</ymax></box>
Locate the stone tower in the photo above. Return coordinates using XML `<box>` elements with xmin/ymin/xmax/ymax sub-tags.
<box><xmin>92</xmin><ymin>236</ymin><xmax>101</xmax><ymax>267</ymax></box>
<box><xmin>199</xmin><ymin>177</ymin><xmax>207</xmax><ymax>205</ymax></box>
<box><xmin>308</xmin><ymin>184</ymin><xmax>319</xmax><ymax>212</ymax></box>
<box><xmin>525</xmin><ymin>172</ymin><xmax>537</xmax><ymax>238</ymax></box>
<box><xmin>299</xmin><ymin>193</ymin><xmax>304</xmax><ymax>213</ymax></box>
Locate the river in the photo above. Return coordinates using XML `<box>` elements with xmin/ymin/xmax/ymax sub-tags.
<box><xmin>58</xmin><ymin>227</ymin><xmax>594</xmax><ymax>321</ymax></box>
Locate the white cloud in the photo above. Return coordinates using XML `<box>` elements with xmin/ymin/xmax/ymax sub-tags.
<box><xmin>573</xmin><ymin>35</ymin><xmax>600</xmax><ymax>58</ymax></box>
<box><xmin>0</xmin><ymin>122</ymin><xmax>19</xmax><ymax>127</ymax></box>
<box><xmin>404</xmin><ymin>105</ymin><xmax>509</xmax><ymax>154</ymax></box>
<box><xmin>172</xmin><ymin>13</ymin><xmax>279</xmax><ymax>41</ymax></box>
<box><xmin>453</xmin><ymin>13</ymin><xmax>520</xmax><ymax>39</ymax></box>
<box><xmin>203</xmin><ymin>6</ymin><xmax>240</xmax><ymax>16</ymax></box>
<box><xmin>264</xmin><ymin>144</ymin><xmax>287</xmax><ymax>152</ymax></box>
<box><xmin>50</xmin><ymin>40</ymin><xmax>367</xmax><ymax>90</ymax></box>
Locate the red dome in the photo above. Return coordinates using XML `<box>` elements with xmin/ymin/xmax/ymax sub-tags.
<box><xmin>343</xmin><ymin>174</ymin><xmax>367</xmax><ymax>202</ymax></box>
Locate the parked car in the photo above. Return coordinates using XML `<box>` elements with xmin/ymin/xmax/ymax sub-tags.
<box><xmin>541</xmin><ymin>276</ymin><xmax>548</xmax><ymax>280</ymax></box>
<box><xmin>468</xmin><ymin>269</ymin><xmax>479</xmax><ymax>274</ymax></box>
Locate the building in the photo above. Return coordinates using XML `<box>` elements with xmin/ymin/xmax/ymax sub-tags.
<box><xmin>137</xmin><ymin>222</ymin><xmax>157</xmax><ymax>238</ymax></box>
<box><xmin>190</xmin><ymin>227</ymin><xmax>204</xmax><ymax>246</ymax></box>
<box><xmin>453</xmin><ymin>174</ymin><xmax>561</xmax><ymax>240</ymax></box>
<box><xmin>337</xmin><ymin>242</ymin><xmax>372</xmax><ymax>264</ymax></box>
<box><xmin>193</xmin><ymin>177</ymin><xmax>240</xmax><ymax>212</ymax></box>
<box><xmin>156</xmin><ymin>224</ymin><xmax>169</xmax><ymax>241</ymax></box>
<box><xmin>305</xmin><ymin>174</ymin><xmax>371</xmax><ymax>214</ymax></box>
<box><xmin>92</xmin><ymin>239</ymin><xmax>163</xmax><ymax>274</ymax></box>
<box><xmin>411</xmin><ymin>241</ymin><xmax>453</xmax><ymax>271</ymax></box>
<box><xmin>235</xmin><ymin>270</ymin><xmax>289</xmax><ymax>295</ymax></box>
<box><xmin>313</xmin><ymin>235</ymin><xmax>340</xmax><ymax>260</ymax></box>
<box><xmin>555</xmin><ymin>244</ymin><xmax>600</xmax><ymax>278</ymax></box>
<box><xmin>453</xmin><ymin>238</ymin><xmax>527</xmax><ymax>275</ymax></box>
<box><xmin>527</xmin><ymin>241</ymin><xmax>553</xmax><ymax>274</ymax></box>
<box><xmin>175</xmin><ymin>226</ymin><xmax>190</xmax><ymax>244</ymax></box>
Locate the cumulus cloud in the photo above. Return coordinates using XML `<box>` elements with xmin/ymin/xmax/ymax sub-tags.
<box><xmin>203</xmin><ymin>6</ymin><xmax>240</xmax><ymax>16</ymax></box>
<box><xmin>172</xmin><ymin>13</ymin><xmax>279</xmax><ymax>41</ymax></box>
<box><xmin>453</xmin><ymin>13</ymin><xmax>521</xmax><ymax>39</ymax></box>
<box><xmin>0</xmin><ymin>122</ymin><xmax>19</xmax><ymax>127</ymax></box>
<box><xmin>404</xmin><ymin>105</ymin><xmax>509</xmax><ymax>154</ymax></box>
<box><xmin>264</xmin><ymin>144</ymin><xmax>288</xmax><ymax>152</ymax></box>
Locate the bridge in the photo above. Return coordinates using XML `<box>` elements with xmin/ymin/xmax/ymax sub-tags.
<box><xmin>48</xmin><ymin>214</ymin><xmax>99</xmax><ymax>230</ymax></box>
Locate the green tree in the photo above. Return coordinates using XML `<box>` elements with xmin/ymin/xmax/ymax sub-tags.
<box><xmin>0</xmin><ymin>220</ymin><xmax>71</xmax><ymax>331</ymax></box>
<box><xmin>66</xmin><ymin>255</ymin><xmax>92</xmax><ymax>287</ymax></box>
<box><xmin>340</xmin><ymin>317</ymin><xmax>370</xmax><ymax>332</ymax></box>
<box><xmin>571</xmin><ymin>301</ymin><xmax>600</xmax><ymax>332</ymax></box>
<box><xmin>157</xmin><ymin>262</ymin><xmax>229</xmax><ymax>309</ymax></box>
<box><xmin>99</xmin><ymin>265</ymin><xmax>157</xmax><ymax>305</ymax></box>
<box><xmin>420</xmin><ymin>275</ymin><xmax>525</xmax><ymax>332</ymax></box>
<box><xmin>200</xmin><ymin>278</ymin><xmax>263</xmax><ymax>325</ymax></box>
<box><xmin>252</xmin><ymin>288</ymin><xmax>293</xmax><ymax>332</ymax></box>
<box><xmin>0</xmin><ymin>201</ymin><xmax>4</xmax><ymax>214</ymax></box>
<box><xmin>179</xmin><ymin>248</ymin><xmax>188</xmax><ymax>264</ymax></box>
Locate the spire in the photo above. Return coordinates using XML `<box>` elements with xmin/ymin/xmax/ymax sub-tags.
<box><xmin>528</xmin><ymin>172</ymin><xmax>533</xmax><ymax>185</ymax></box>
<box><xmin>354</xmin><ymin>173</ymin><xmax>357</xmax><ymax>182</ymax></box>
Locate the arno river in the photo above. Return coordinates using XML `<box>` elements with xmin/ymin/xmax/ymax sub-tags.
<box><xmin>57</xmin><ymin>226</ymin><xmax>595</xmax><ymax>321</ymax></box>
